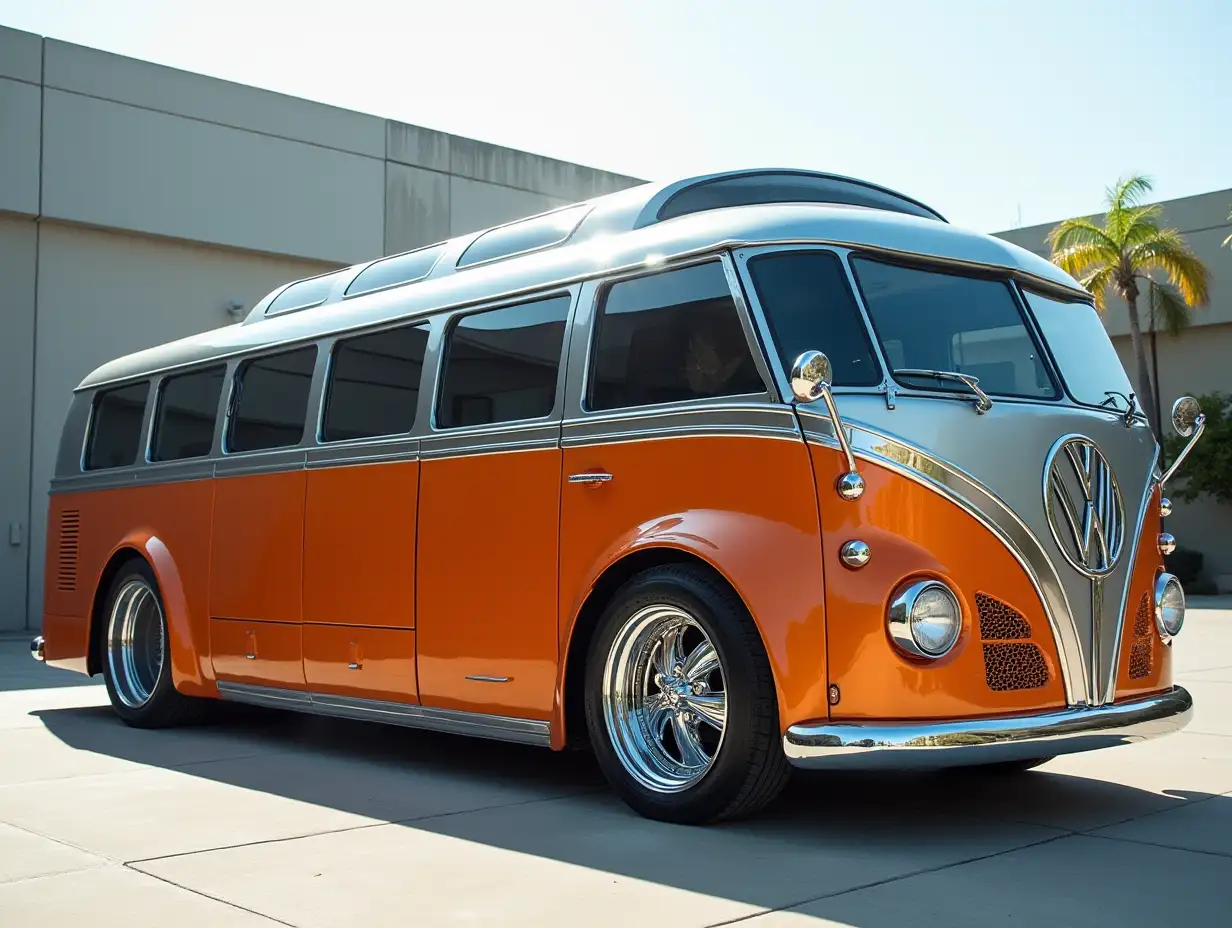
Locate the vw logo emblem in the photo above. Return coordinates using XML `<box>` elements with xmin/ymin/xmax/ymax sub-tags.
<box><xmin>1043</xmin><ymin>436</ymin><xmax>1124</xmax><ymax>578</ymax></box>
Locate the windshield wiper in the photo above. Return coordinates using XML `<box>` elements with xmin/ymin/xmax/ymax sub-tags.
<box><xmin>1100</xmin><ymin>391</ymin><xmax>1139</xmax><ymax>427</ymax></box>
<box><xmin>894</xmin><ymin>369</ymin><xmax>993</xmax><ymax>415</ymax></box>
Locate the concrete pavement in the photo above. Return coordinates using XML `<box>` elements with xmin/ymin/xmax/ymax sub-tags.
<box><xmin>2</xmin><ymin>602</ymin><xmax>1230</xmax><ymax>926</ymax></box>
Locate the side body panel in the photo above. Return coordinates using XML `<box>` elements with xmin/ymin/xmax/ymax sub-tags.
<box><xmin>302</xmin><ymin>624</ymin><xmax>418</xmax><ymax>701</ymax></box>
<box><xmin>416</xmin><ymin>447</ymin><xmax>561</xmax><ymax>719</ymax></box>
<box><xmin>559</xmin><ymin>432</ymin><xmax>829</xmax><ymax>736</ymax></box>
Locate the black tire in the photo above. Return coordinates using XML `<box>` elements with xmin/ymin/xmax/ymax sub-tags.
<box><xmin>583</xmin><ymin>564</ymin><xmax>791</xmax><ymax>824</ymax></box>
<box><xmin>99</xmin><ymin>560</ymin><xmax>209</xmax><ymax>728</ymax></box>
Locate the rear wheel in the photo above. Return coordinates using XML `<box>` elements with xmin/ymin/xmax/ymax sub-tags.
<box><xmin>584</xmin><ymin>564</ymin><xmax>790</xmax><ymax>824</ymax></box>
<box><xmin>101</xmin><ymin>560</ymin><xmax>207</xmax><ymax>728</ymax></box>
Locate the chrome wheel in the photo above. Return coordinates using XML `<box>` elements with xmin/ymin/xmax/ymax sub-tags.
<box><xmin>602</xmin><ymin>604</ymin><xmax>727</xmax><ymax>793</ymax></box>
<box><xmin>106</xmin><ymin>578</ymin><xmax>166</xmax><ymax>709</ymax></box>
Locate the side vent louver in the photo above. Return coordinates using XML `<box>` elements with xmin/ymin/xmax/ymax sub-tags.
<box><xmin>1129</xmin><ymin>592</ymin><xmax>1153</xmax><ymax>679</ymax></box>
<box><xmin>56</xmin><ymin>510</ymin><xmax>80</xmax><ymax>593</ymax></box>
<box><xmin>976</xmin><ymin>593</ymin><xmax>1049</xmax><ymax>691</ymax></box>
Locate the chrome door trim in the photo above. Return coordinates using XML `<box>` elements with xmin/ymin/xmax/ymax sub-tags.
<box><xmin>216</xmin><ymin>681</ymin><xmax>552</xmax><ymax>746</ymax></box>
<box><xmin>799</xmin><ymin>409</ymin><xmax>1086</xmax><ymax>705</ymax></box>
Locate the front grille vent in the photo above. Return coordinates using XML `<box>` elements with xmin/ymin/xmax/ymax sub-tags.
<box><xmin>1129</xmin><ymin>592</ymin><xmax>1153</xmax><ymax>679</ymax></box>
<box><xmin>56</xmin><ymin>510</ymin><xmax>81</xmax><ymax>593</ymax></box>
<box><xmin>977</xmin><ymin>593</ymin><xmax>1049</xmax><ymax>691</ymax></box>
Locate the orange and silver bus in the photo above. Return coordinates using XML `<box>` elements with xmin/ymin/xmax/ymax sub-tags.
<box><xmin>30</xmin><ymin>169</ymin><xmax>1204</xmax><ymax>823</ymax></box>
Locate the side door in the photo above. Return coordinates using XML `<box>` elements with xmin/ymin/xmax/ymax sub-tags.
<box><xmin>415</xmin><ymin>291</ymin><xmax>574</xmax><ymax>720</ymax></box>
<box><xmin>300</xmin><ymin>321</ymin><xmax>430</xmax><ymax>704</ymax></box>
<box><xmin>558</xmin><ymin>258</ymin><xmax>830</xmax><ymax>731</ymax></box>
<box><xmin>209</xmin><ymin>345</ymin><xmax>318</xmax><ymax>690</ymax></box>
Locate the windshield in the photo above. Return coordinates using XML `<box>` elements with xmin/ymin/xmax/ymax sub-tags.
<box><xmin>1021</xmin><ymin>289</ymin><xmax>1134</xmax><ymax>410</ymax></box>
<box><xmin>850</xmin><ymin>257</ymin><xmax>1058</xmax><ymax>401</ymax></box>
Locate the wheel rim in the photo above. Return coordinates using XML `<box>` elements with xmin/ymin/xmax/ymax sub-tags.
<box><xmin>602</xmin><ymin>604</ymin><xmax>728</xmax><ymax>793</ymax></box>
<box><xmin>106</xmin><ymin>578</ymin><xmax>165</xmax><ymax>708</ymax></box>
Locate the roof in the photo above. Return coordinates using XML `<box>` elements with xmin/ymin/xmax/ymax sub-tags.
<box><xmin>78</xmin><ymin>169</ymin><xmax>1087</xmax><ymax>391</ymax></box>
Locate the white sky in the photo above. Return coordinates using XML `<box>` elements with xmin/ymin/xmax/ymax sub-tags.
<box><xmin>3</xmin><ymin>0</ymin><xmax>1229</xmax><ymax>232</ymax></box>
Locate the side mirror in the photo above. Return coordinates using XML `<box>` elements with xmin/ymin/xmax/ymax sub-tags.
<box><xmin>1171</xmin><ymin>396</ymin><xmax>1203</xmax><ymax>438</ymax></box>
<box><xmin>790</xmin><ymin>350</ymin><xmax>833</xmax><ymax>403</ymax></box>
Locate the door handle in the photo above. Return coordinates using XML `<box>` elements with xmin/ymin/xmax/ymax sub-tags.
<box><xmin>568</xmin><ymin>472</ymin><xmax>613</xmax><ymax>486</ymax></box>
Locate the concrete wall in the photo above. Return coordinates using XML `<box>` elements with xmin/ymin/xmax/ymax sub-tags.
<box><xmin>996</xmin><ymin>191</ymin><xmax>1232</xmax><ymax>589</ymax></box>
<box><xmin>0</xmin><ymin>24</ymin><xmax>643</xmax><ymax>630</ymax></box>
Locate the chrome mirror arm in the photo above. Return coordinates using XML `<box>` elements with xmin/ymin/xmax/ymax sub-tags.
<box><xmin>789</xmin><ymin>350</ymin><xmax>865</xmax><ymax>501</ymax></box>
<box><xmin>1159</xmin><ymin>413</ymin><xmax>1206</xmax><ymax>488</ymax></box>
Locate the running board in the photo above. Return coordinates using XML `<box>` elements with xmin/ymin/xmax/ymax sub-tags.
<box><xmin>215</xmin><ymin>681</ymin><xmax>551</xmax><ymax>747</ymax></box>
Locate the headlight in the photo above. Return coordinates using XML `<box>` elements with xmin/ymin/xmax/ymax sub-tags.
<box><xmin>888</xmin><ymin>579</ymin><xmax>962</xmax><ymax>659</ymax></box>
<box><xmin>1154</xmin><ymin>573</ymin><xmax>1186</xmax><ymax>642</ymax></box>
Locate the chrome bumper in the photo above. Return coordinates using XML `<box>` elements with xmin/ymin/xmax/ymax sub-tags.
<box><xmin>29</xmin><ymin>636</ymin><xmax>45</xmax><ymax>662</ymax></box>
<box><xmin>783</xmin><ymin>687</ymin><xmax>1192</xmax><ymax>769</ymax></box>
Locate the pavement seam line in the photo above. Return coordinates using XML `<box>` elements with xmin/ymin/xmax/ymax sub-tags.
<box><xmin>701</xmin><ymin>831</ymin><xmax>1075</xmax><ymax>927</ymax></box>
<box><xmin>1077</xmin><ymin>790</ymin><xmax>1225</xmax><ymax>834</ymax></box>
<box><xmin>0</xmin><ymin>817</ymin><xmax>124</xmax><ymax>864</ymax></box>
<box><xmin>125</xmin><ymin>787</ymin><xmax>607</xmax><ymax>866</ymax></box>
<box><xmin>0</xmin><ymin>861</ymin><xmax>112</xmax><ymax>887</ymax></box>
<box><xmin>124</xmin><ymin>864</ymin><xmax>299</xmax><ymax>927</ymax></box>
<box><xmin>1081</xmin><ymin>831</ymin><xmax>1232</xmax><ymax>860</ymax></box>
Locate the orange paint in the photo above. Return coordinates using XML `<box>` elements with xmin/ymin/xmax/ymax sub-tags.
<box><xmin>303</xmin><ymin>462</ymin><xmax>418</xmax><ymax>628</ymax></box>
<box><xmin>416</xmin><ymin>449</ymin><xmax>561</xmax><ymax>719</ymax></box>
<box><xmin>303</xmin><ymin>624</ymin><xmax>418</xmax><ymax>702</ymax></box>
<box><xmin>210</xmin><ymin>471</ymin><xmax>305</xmax><ymax>625</ymax></box>
<box><xmin>1114</xmin><ymin>484</ymin><xmax>1172</xmax><ymax>699</ymax></box>
<box><xmin>814</xmin><ymin>446</ymin><xmax>1067</xmax><ymax>720</ymax></box>
<box><xmin>210</xmin><ymin>617</ymin><xmax>304</xmax><ymax>688</ymax></box>
<box><xmin>558</xmin><ymin>435</ymin><xmax>829</xmax><ymax>743</ymax></box>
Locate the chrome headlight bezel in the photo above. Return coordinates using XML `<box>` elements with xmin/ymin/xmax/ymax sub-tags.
<box><xmin>888</xmin><ymin>579</ymin><xmax>963</xmax><ymax>659</ymax></box>
<box><xmin>1154</xmin><ymin>572</ymin><xmax>1186</xmax><ymax>643</ymax></box>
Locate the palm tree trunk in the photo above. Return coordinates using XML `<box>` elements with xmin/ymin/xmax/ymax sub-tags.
<box><xmin>1126</xmin><ymin>294</ymin><xmax>1161</xmax><ymax>439</ymax></box>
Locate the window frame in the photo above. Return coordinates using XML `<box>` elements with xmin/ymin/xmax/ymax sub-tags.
<box><xmin>455</xmin><ymin>205</ymin><xmax>592</xmax><ymax>271</ymax></box>
<box><xmin>317</xmin><ymin>321</ymin><xmax>431</xmax><ymax>444</ymax></box>
<box><xmin>149</xmin><ymin>363</ymin><xmax>228</xmax><ymax>463</ymax></box>
<box><xmin>82</xmin><ymin>379</ymin><xmax>152</xmax><ymax>472</ymax></box>
<box><xmin>343</xmin><ymin>243</ymin><xmax>447</xmax><ymax>300</ymax></box>
<box><xmin>579</xmin><ymin>254</ymin><xmax>775</xmax><ymax>415</ymax></box>
<box><xmin>846</xmin><ymin>250</ymin><xmax>1066</xmax><ymax>406</ymax></box>
<box><xmin>430</xmin><ymin>289</ymin><xmax>576</xmax><ymax>432</ymax></box>
<box><xmin>223</xmin><ymin>344</ymin><xmax>321</xmax><ymax>455</ymax></box>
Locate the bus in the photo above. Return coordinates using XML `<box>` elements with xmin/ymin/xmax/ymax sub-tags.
<box><xmin>30</xmin><ymin>169</ymin><xmax>1202</xmax><ymax>824</ymax></box>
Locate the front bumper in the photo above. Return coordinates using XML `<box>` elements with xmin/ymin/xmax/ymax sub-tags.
<box><xmin>783</xmin><ymin>686</ymin><xmax>1192</xmax><ymax>769</ymax></box>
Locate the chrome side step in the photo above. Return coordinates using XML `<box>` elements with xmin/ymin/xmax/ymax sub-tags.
<box><xmin>215</xmin><ymin>681</ymin><xmax>551</xmax><ymax>747</ymax></box>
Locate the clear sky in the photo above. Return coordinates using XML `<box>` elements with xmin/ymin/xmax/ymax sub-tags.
<box><xmin>3</xmin><ymin>0</ymin><xmax>1229</xmax><ymax>232</ymax></box>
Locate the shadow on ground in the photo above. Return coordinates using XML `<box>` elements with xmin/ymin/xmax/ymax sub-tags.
<box><xmin>32</xmin><ymin>698</ymin><xmax>1230</xmax><ymax>923</ymax></box>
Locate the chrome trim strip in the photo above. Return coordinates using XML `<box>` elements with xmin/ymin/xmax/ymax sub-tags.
<box><xmin>216</xmin><ymin>681</ymin><xmax>551</xmax><ymax>747</ymax></box>
<box><xmin>1105</xmin><ymin>445</ymin><xmax>1161</xmax><ymax>704</ymax></box>
<box><xmin>783</xmin><ymin>686</ymin><xmax>1192</xmax><ymax>769</ymax></box>
<box><xmin>306</xmin><ymin>439</ymin><xmax>420</xmax><ymax>468</ymax></box>
<box><xmin>800</xmin><ymin>410</ymin><xmax>1086</xmax><ymax>705</ymax></box>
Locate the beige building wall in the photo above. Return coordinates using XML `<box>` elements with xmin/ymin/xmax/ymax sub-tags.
<box><xmin>0</xmin><ymin>25</ymin><xmax>643</xmax><ymax>630</ymax></box>
<box><xmin>997</xmin><ymin>191</ymin><xmax>1232</xmax><ymax>589</ymax></box>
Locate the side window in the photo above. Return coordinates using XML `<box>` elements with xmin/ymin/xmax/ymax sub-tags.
<box><xmin>152</xmin><ymin>366</ymin><xmax>225</xmax><ymax>461</ymax></box>
<box><xmin>85</xmin><ymin>381</ymin><xmax>150</xmax><ymax>470</ymax></box>
<box><xmin>436</xmin><ymin>295</ymin><xmax>570</xmax><ymax>428</ymax></box>
<box><xmin>228</xmin><ymin>346</ymin><xmax>317</xmax><ymax>453</ymax></box>
<box><xmin>588</xmin><ymin>261</ymin><xmax>765</xmax><ymax>411</ymax></box>
<box><xmin>322</xmin><ymin>323</ymin><xmax>429</xmax><ymax>442</ymax></box>
<box><xmin>745</xmin><ymin>250</ymin><xmax>881</xmax><ymax>387</ymax></box>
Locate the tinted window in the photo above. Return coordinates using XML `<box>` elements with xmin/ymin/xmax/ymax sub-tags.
<box><xmin>346</xmin><ymin>245</ymin><xmax>444</xmax><ymax>297</ymax></box>
<box><xmin>456</xmin><ymin>206</ymin><xmax>589</xmax><ymax>269</ymax></box>
<box><xmin>852</xmin><ymin>258</ymin><xmax>1057</xmax><ymax>400</ymax></box>
<box><xmin>228</xmin><ymin>347</ymin><xmax>317</xmax><ymax>452</ymax></box>
<box><xmin>658</xmin><ymin>172</ymin><xmax>943</xmax><ymax>222</ymax></box>
<box><xmin>266</xmin><ymin>273</ymin><xmax>340</xmax><ymax>315</ymax></box>
<box><xmin>152</xmin><ymin>367</ymin><xmax>225</xmax><ymax>461</ymax></box>
<box><xmin>1023</xmin><ymin>291</ymin><xmax>1133</xmax><ymax>408</ymax></box>
<box><xmin>85</xmin><ymin>382</ymin><xmax>149</xmax><ymax>470</ymax></box>
<box><xmin>323</xmin><ymin>324</ymin><xmax>429</xmax><ymax>441</ymax></box>
<box><xmin>588</xmin><ymin>262</ymin><xmax>766</xmax><ymax>410</ymax></box>
<box><xmin>747</xmin><ymin>251</ymin><xmax>881</xmax><ymax>387</ymax></box>
<box><xmin>437</xmin><ymin>296</ymin><xmax>570</xmax><ymax>428</ymax></box>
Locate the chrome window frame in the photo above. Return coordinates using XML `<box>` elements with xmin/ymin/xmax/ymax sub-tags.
<box><xmin>571</xmin><ymin>252</ymin><xmax>777</xmax><ymax>419</ymax></box>
<box><xmin>221</xmin><ymin>344</ymin><xmax>322</xmax><ymax>457</ymax></box>
<box><xmin>80</xmin><ymin>379</ymin><xmax>153</xmax><ymax>473</ymax></box>
<box><xmin>145</xmin><ymin>362</ymin><xmax>229</xmax><ymax>466</ymax></box>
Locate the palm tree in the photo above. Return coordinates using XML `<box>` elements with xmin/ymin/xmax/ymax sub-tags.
<box><xmin>1047</xmin><ymin>175</ymin><xmax>1210</xmax><ymax>439</ymax></box>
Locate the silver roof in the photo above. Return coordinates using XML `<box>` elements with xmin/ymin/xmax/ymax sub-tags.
<box><xmin>78</xmin><ymin>170</ymin><xmax>1086</xmax><ymax>391</ymax></box>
